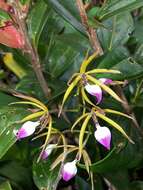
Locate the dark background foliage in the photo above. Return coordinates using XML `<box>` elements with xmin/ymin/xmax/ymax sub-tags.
<box><xmin>0</xmin><ymin>0</ymin><xmax>143</xmax><ymax>189</ymax></box>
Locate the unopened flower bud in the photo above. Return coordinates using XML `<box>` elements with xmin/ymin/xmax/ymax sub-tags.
<box><xmin>62</xmin><ymin>160</ymin><xmax>77</xmax><ymax>181</ymax></box>
<box><xmin>85</xmin><ymin>83</ymin><xmax>102</xmax><ymax>104</ymax></box>
<box><xmin>99</xmin><ymin>78</ymin><xmax>113</xmax><ymax>85</ymax></box>
<box><xmin>15</xmin><ymin>121</ymin><xmax>40</xmax><ymax>140</ymax></box>
<box><xmin>94</xmin><ymin>124</ymin><xmax>111</xmax><ymax>150</ymax></box>
<box><xmin>41</xmin><ymin>144</ymin><xmax>56</xmax><ymax>160</ymax></box>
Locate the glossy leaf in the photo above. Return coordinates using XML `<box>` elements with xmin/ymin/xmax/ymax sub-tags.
<box><xmin>97</xmin><ymin>13</ymin><xmax>134</xmax><ymax>50</ymax></box>
<box><xmin>27</xmin><ymin>0</ymin><xmax>48</xmax><ymax>45</ymax></box>
<box><xmin>96</xmin><ymin>0</ymin><xmax>143</xmax><ymax>20</ymax></box>
<box><xmin>44</xmin><ymin>0</ymin><xmax>85</xmax><ymax>35</ymax></box>
<box><xmin>33</xmin><ymin>158</ymin><xmax>61</xmax><ymax>190</ymax></box>
<box><xmin>0</xmin><ymin>106</ymin><xmax>28</xmax><ymax>159</ymax></box>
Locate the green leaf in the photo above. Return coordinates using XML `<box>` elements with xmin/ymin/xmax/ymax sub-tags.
<box><xmin>97</xmin><ymin>46</ymin><xmax>129</xmax><ymax>69</ymax></box>
<box><xmin>130</xmin><ymin>181</ymin><xmax>143</xmax><ymax>190</ymax></box>
<box><xmin>111</xmin><ymin>58</ymin><xmax>143</xmax><ymax>80</ymax></box>
<box><xmin>96</xmin><ymin>0</ymin><xmax>143</xmax><ymax>20</ymax></box>
<box><xmin>97</xmin><ymin>13</ymin><xmax>134</xmax><ymax>50</ymax></box>
<box><xmin>97</xmin><ymin>54</ymin><xmax>143</xmax><ymax>80</ymax></box>
<box><xmin>0</xmin><ymin>104</ymin><xmax>28</xmax><ymax>159</ymax></box>
<box><xmin>27</xmin><ymin>0</ymin><xmax>48</xmax><ymax>45</ymax></box>
<box><xmin>44</xmin><ymin>0</ymin><xmax>85</xmax><ymax>35</ymax></box>
<box><xmin>90</xmin><ymin>144</ymin><xmax>132</xmax><ymax>173</ymax></box>
<box><xmin>75</xmin><ymin>176</ymin><xmax>91</xmax><ymax>190</ymax></box>
<box><xmin>0</xmin><ymin>161</ymin><xmax>33</xmax><ymax>189</ymax></box>
<box><xmin>20</xmin><ymin>0</ymin><xmax>29</xmax><ymax>5</ymax></box>
<box><xmin>104</xmin><ymin>170</ymin><xmax>130</xmax><ymax>190</ymax></box>
<box><xmin>0</xmin><ymin>10</ymin><xmax>11</xmax><ymax>22</ymax></box>
<box><xmin>134</xmin><ymin>44</ymin><xmax>143</xmax><ymax>64</ymax></box>
<box><xmin>134</xmin><ymin>20</ymin><xmax>143</xmax><ymax>44</ymax></box>
<box><xmin>33</xmin><ymin>158</ymin><xmax>61</xmax><ymax>190</ymax></box>
<box><xmin>0</xmin><ymin>92</ymin><xmax>17</xmax><ymax>107</ymax></box>
<box><xmin>0</xmin><ymin>181</ymin><xmax>12</xmax><ymax>190</ymax></box>
<box><xmin>16</xmin><ymin>74</ymin><xmax>46</xmax><ymax>101</ymax></box>
<box><xmin>47</xmin><ymin>37</ymin><xmax>82</xmax><ymax>78</ymax></box>
<box><xmin>43</xmin><ymin>32</ymin><xmax>89</xmax><ymax>79</ymax></box>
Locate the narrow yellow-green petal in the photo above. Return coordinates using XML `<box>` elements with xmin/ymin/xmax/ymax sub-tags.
<box><xmin>59</xmin><ymin>75</ymin><xmax>81</xmax><ymax>116</ymax></box>
<box><xmin>13</xmin><ymin>93</ymin><xmax>48</xmax><ymax>111</ymax></box>
<box><xmin>71</xmin><ymin>113</ymin><xmax>89</xmax><ymax>132</ymax></box>
<box><xmin>67</xmin><ymin>73</ymin><xmax>79</xmax><ymax>85</ymax></box>
<box><xmin>51</xmin><ymin>147</ymin><xmax>78</xmax><ymax>170</ymax></box>
<box><xmin>82</xmin><ymin>150</ymin><xmax>91</xmax><ymax>173</ymax></box>
<box><xmin>21</xmin><ymin>111</ymin><xmax>45</xmax><ymax>123</ymax></box>
<box><xmin>37</xmin><ymin>117</ymin><xmax>53</xmax><ymax>162</ymax></box>
<box><xmin>79</xmin><ymin>115</ymin><xmax>92</xmax><ymax>157</ymax></box>
<box><xmin>104</xmin><ymin>109</ymin><xmax>133</xmax><ymax>120</ymax></box>
<box><xmin>10</xmin><ymin>101</ymin><xmax>46</xmax><ymax>111</ymax></box>
<box><xmin>86</xmin><ymin>69</ymin><xmax>121</xmax><ymax>75</ymax></box>
<box><xmin>80</xmin><ymin>52</ymin><xmax>98</xmax><ymax>73</ymax></box>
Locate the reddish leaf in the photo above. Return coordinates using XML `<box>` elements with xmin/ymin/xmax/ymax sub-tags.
<box><xmin>0</xmin><ymin>22</ymin><xmax>25</xmax><ymax>49</ymax></box>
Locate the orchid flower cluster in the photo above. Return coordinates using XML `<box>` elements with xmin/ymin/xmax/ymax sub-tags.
<box><xmin>11</xmin><ymin>53</ymin><xmax>134</xmax><ymax>184</ymax></box>
<box><xmin>0</xmin><ymin>0</ymin><xmax>134</xmax><ymax>185</ymax></box>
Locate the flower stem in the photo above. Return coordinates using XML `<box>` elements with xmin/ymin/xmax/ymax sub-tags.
<box><xmin>76</xmin><ymin>0</ymin><xmax>103</xmax><ymax>55</ymax></box>
<box><xmin>11</xmin><ymin>0</ymin><xmax>51</xmax><ymax>98</ymax></box>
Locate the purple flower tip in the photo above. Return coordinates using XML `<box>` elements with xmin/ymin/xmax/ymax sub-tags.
<box><xmin>15</xmin><ymin>121</ymin><xmax>40</xmax><ymax>140</ymax></box>
<box><xmin>94</xmin><ymin>126</ymin><xmax>111</xmax><ymax>150</ymax></box>
<box><xmin>41</xmin><ymin>144</ymin><xmax>56</xmax><ymax>160</ymax></box>
<box><xmin>99</xmin><ymin>78</ymin><xmax>113</xmax><ymax>85</ymax></box>
<box><xmin>62</xmin><ymin>160</ymin><xmax>77</xmax><ymax>181</ymax></box>
<box><xmin>85</xmin><ymin>83</ymin><xmax>102</xmax><ymax>104</ymax></box>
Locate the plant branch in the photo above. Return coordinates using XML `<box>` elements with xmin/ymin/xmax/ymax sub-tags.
<box><xmin>11</xmin><ymin>0</ymin><xmax>51</xmax><ymax>98</ymax></box>
<box><xmin>76</xmin><ymin>0</ymin><xmax>103</xmax><ymax>55</ymax></box>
